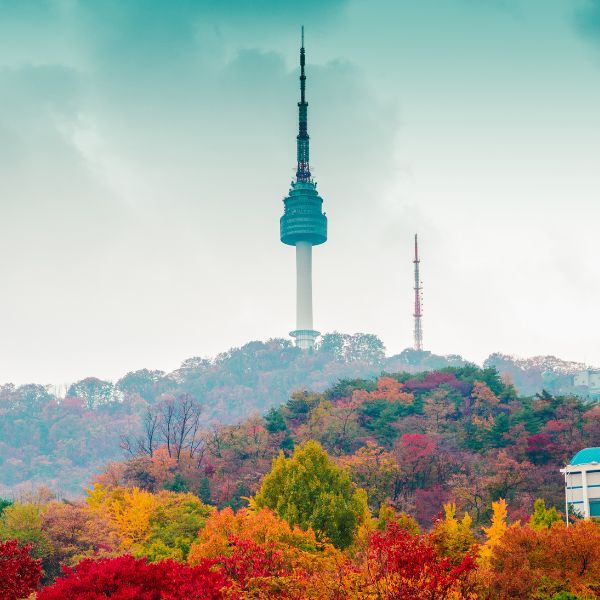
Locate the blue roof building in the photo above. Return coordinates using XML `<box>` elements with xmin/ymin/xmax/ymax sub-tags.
<box><xmin>560</xmin><ymin>447</ymin><xmax>600</xmax><ymax>520</ymax></box>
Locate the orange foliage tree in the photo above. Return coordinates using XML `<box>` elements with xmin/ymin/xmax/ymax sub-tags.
<box><xmin>483</xmin><ymin>519</ymin><xmax>600</xmax><ymax>599</ymax></box>
<box><xmin>188</xmin><ymin>506</ymin><xmax>350</xmax><ymax>598</ymax></box>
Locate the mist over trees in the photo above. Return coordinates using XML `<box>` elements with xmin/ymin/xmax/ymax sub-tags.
<box><xmin>0</xmin><ymin>333</ymin><xmax>595</xmax><ymax>496</ymax></box>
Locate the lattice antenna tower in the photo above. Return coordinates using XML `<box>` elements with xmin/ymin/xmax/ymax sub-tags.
<box><xmin>413</xmin><ymin>234</ymin><xmax>423</xmax><ymax>351</ymax></box>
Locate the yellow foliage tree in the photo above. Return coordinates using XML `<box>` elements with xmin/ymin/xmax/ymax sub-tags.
<box><xmin>109</xmin><ymin>487</ymin><xmax>156</xmax><ymax>552</ymax></box>
<box><xmin>431</xmin><ymin>503</ymin><xmax>476</xmax><ymax>565</ymax></box>
<box><xmin>85</xmin><ymin>485</ymin><xmax>211</xmax><ymax>560</ymax></box>
<box><xmin>479</xmin><ymin>498</ymin><xmax>508</xmax><ymax>566</ymax></box>
<box><xmin>85</xmin><ymin>483</ymin><xmax>110</xmax><ymax>512</ymax></box>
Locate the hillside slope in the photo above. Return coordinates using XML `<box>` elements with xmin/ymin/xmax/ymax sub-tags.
<box><xmin>0</xmin><ymin>333</ymin><xmax>595</xmax><ymax>496</ymax></box>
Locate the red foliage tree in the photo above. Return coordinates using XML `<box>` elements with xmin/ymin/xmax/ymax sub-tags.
<box><xmin>404</xmin><ymin>372</ymin><xmax>462</xmax><ymax>392</ymax></box>
<box><xmin>363</xmin><ymin>522</ymin><xmax>476</xmax><ymax>599</ymax></box>
<box><xmin>0</xmin><ymin>540</ymin><xmax>42</xmax><ymax>600</ymax></box>
<box><xmin>220</xmin><ymin>537</ymin><xmax>289</xmax><ymax>587</ymax></box>
<box><xmin>37</xmin><ymin>554</ymin><xmax>229</xmax><ymax>600</ymax></box>
<box><xmin>526</xmin><ymin>432</ymin><xmax>556</xmax><ymax>464</ymax></box>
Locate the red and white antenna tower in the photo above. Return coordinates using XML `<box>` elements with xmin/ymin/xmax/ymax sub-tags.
<box><xmin>413</xmin><ymin>234</ymin><xmax>423</xmax><ymax>351</ymax></box>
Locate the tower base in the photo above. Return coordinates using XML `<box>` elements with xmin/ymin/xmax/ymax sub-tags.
<box><xmin>290</xmin><ymin>329</ymin><xmax>320</xmax><ymax>350</ymax></box>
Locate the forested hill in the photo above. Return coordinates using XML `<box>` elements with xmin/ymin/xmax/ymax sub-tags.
<box><xmin>0</xmin><ymin>333</ymin><xmax>595</xmax><ymax>496</ymax></box>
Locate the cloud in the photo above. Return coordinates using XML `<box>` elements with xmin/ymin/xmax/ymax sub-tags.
<box><xmin>0</xmin><ymin>0</ymin><xmax>398</xmax><ymax>384</ymax></box>
<box><xmin>574</xmin><ymin>0</ymin><xmax>600</xmax><ymax>44</ymax></box>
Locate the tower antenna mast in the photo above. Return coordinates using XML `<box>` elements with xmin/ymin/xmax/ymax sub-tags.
<box><xmin>413</xmin><ymin>234</ymin><xmax>423</xmax><ymax>351</ymax></box>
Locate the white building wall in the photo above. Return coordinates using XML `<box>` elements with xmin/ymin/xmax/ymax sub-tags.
<box><xmin>562</xmin><ymin>463</ymin><xmax>600</xmax><ymax>520</ymax></box>
<box><xmin>573</xmin><ymin>369</ymin><xmax>600</xmax><ymax>391</ymax></box>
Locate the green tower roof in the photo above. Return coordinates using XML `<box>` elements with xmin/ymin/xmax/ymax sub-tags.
<box><xmin>570</xmin><ymin>447</ymin><xmax>600</xmax><ymax>465</ymax></box>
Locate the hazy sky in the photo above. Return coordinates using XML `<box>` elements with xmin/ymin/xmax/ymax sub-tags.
<box><xmin>1</xmin><ymin>0</ymin><xmax>599</xmax><ymax>385</ymax></box>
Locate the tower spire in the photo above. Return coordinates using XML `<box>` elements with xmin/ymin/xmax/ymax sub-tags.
<box><xmin>413</xmin><ymin>234</ymin><xmax>423</xmax><ymax>351</ymax></box>
<box><xmin>296</xmin><ymin>26</ymin><xmax>310</xmax><ymax>182</ymax></box>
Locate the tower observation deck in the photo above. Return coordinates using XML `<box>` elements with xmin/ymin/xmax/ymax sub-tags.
<box><xmin>280</xmin><ymin>28</ymin><xmax>327</xmax><ymax>350</ymax></box>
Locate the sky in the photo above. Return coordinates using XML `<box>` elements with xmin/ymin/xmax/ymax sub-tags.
<box><xmin>1</xmin><ymin>0</ymin><xmax>600</xmax><ymax>385</ymax></box>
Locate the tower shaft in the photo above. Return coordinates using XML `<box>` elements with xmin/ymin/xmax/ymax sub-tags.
<box><xmin>413</xmin><ymin>234</ymin><xmax>423</xmax><ymax>351</ymax></box>
<box><xmin>294</xmin><ymin>241</ymin><xmax>316</xmax><ymax>349</ymax></box>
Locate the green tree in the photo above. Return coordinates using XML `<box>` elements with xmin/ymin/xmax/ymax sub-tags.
<box><xmin>142</xmin><ymin>491</ymin><xmax>212</xmax><ymax>561</ymax></box>
<box><xmin>163</xmin><ymin>473</ymin><xmax>189</xmax><ymax>493</ymax></box>
<box><xmin>0</xmin><ymin>498</ymin><xmax>12</xmax><ymax>516</ymax></box>
<box><xmin>197</xmin><ymin>477</ymin><xmax>211</xmax><ymax>504</ymax></box>
<box><xmin>252</xmin><ymin>440</ymin><xmax>369</xmax><ymax>548</ymax></box>
<box><xmin>530</xmin><ymin>498</ymin><xmax>562</xmax><ymax>530</ymax></box>
<box><xmin>264</xmin><ymin>407</ymin><xmax>287</xmax><ymax>433</ymax></box>
<box><xmin>0</xmin><ymin>503</ymin><xmax>52</xmax><ymax>579</ymax></box>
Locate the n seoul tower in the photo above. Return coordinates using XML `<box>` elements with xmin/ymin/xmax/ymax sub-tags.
<box><xmin>280</xmin><ymin>28</ymin><xmax>327</xmax><ymax>350</ymax></box>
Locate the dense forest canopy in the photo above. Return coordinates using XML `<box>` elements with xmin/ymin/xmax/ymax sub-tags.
<box><xmin>1</xmin><ymin>334</ymin><xmax>599</xmax><ymax>598</ymax></box>
<box><xmin>0</xmin><ymin>333</ymin><xmax>596</xmax><ymax>496</ymax></box>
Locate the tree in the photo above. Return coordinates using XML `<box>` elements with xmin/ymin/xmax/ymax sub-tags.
<box><xmin>85</xmin><ymin>485</ymin><xmax>211</xmax><ymax>561</ymax></box>
<box><xmin>0</xmin><ymin>502</ymin><xmax>52</xmax><ymax>568</ymax></box>
<box><xmin>109</xmin><ymin>487</ymin><xmax>156</xmax><ymax>552</ymax></box>
<box><xmin>0</xmin><ymin>540</ymin><xmax>42</xmax><ymax>600</ymax></box>
<box><xmin>188</xmin><ymin>507</ymin><xmax>348</xmax><ymax>598</ymax></box>
<box><xmin>376</xmin><ymin>504</ymin><xmax>420</xmax><ymax>535</ymax></box>
<box><xmin>0</xmin><ymin>498</ymin><xmax>12</xmax><ymax>516</ymax></box>
<box><xmin>431</xmin><ymin>503</ymin><xmax>476</xmax><ymax>565</ymax></box>
<box><xmin>479</xmin><ymin>498</ymin><xmax>508</xmax><ymax>566</ymax></box>
<box><xmin>116</xmin><ymin>369</ymin><xmax>167</xmax><ymax>401</ymax></box>
<box><xmin>356</xmin><ymin>522</ymin><xmax>476</xmax><ymax>599</ymax></box>
<box><xmin>41</xmin><ymin>500</ymin><xmax>115</xmax><ymax>580</ymax></box>
<box><xmin>318</xmin><ymin>332</ymin><xmax>385</xmax><ymax>364</ymax></box>
<box><xmin>66</xmin><ymin>377</ymin><xmax>115</xmax><ymax>410</ymax></box>
<box><xmin>36</xmin><ymin>555</ymin><xmax>228</xmax><ymax>599</ymax></box>
<box><xmin>188</xmin><ymin>507</ymin><xmax>321</xmax><ymax>563</ymax></box>
<box><xmin>8</xmin><ymin>384</ymin><xmax>53</xmax><ymax>413</ymax></box>
<box><xmin>341</xmin><ymin>442</ymin><xmax>400</xmax><ymax>511</ymax></box>
<box><xmin>252</xmin><ymin>441</ymin><xmax>369</xmax><ymax>548</ymax></box>
<box><xmin>122</xmin><ymin>394</ymin><xmax>204</xmax><ymax>465</ymax></box>
<box><xmin>144</xmin><ymin>491</ymin><xmax>212</xmax><ymax>561</ymax></box>
<box><xmin>484</xmin><ymin>520</ymin><xmax>600</xmax><ymax>599</ymax></box>
<box><xmin>530</xmin><ymin>498</ymin><xmax>562</xmax><ymax>530</ymax></box>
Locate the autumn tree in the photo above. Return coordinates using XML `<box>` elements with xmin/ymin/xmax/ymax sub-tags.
<box><xmin>0</xmin><ymin>540</ymin><xmax>42</xmax><ymax>600</ymax></box>
<box><xmin>530</xmin><ymin>498</ymin><xmax>562</xmax><ymax>530</ymax></box>
<box><xmin>484</xmin><ymin>519</ymin><xmax>600</xmax><ymax>599</ymax></box>
<box><xmin>355</xmin><ymin>521</ymin><xmax>476</xmax><ymax>599</ymax></box>
<box><xmin>479</xmin><ymin>498</ymin><xmax>509</xmax><ymax>566</ymax></box>
<box><xmin>36</xmin><ymin>555</ymin><xmax>229</xmax><ymax>600</ymax></box>
<box><xmin>0</xmin><ymin>502</ymin><xmax>52</xmax><ymax>579</ymax></box>
<box><xmin>376</xmin><ymin>504</ymin><xmax>421</xmax><ymax>535</ymax></box>
<box><xmin>252</xmin><ymin>441</ymin><xmax>369</xmax><ymax>548</ymax></box>
<box><xmin>41</xmin><ymin>500</ymin><xmax>115</xmax><ymax>580</ymax></box>
<box><xmin>144</xmin><ymin>490</ymin><xmax>212</xmax><ymax>560</ymax></box>
<box><xmin>431</xmin><ymin>503</ymin><xmax>476</xmax><ymax>565</ymax></box>
<box><xmin>188</xmin><ymin>507</ymin><xmax>349</xmax><ymax>598</ymax></box>
<box><xmin>341</xmin><ymin>442</ymin><xmax>400</xmax><ymax>511</ymax></box>
<box><xmin>85</xmin><ymin>485</ymin><xmax>211</xmax><ymax>561</ymax></box>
